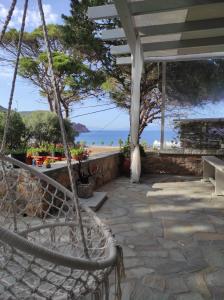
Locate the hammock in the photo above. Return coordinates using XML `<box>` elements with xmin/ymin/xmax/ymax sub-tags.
<box><xmin>0</xmin><ymin>1</ymin><xmax>124</xmax><ymax>299</ymax></box>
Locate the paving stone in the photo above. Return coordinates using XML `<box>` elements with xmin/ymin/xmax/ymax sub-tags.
<box><xmin>138</xmin><ymin>250</ymin><xmax>168</xmax><ymax>258</ymax></box>
<box><xmin>202</xmin><ymin>246</ymin><xmax>224</xmax><ymax>267</ymax></box>
<box><xmin>157</xmin><ymin>261</ymin><xmax>190</xmax><ymax>275</ymax></box>
<box><xmin>122</xmin><ymin>245</ymin><xmax>137</xmax><ymax>257</ymax></box>
<box><xmin>142</xmin><ymin>275</ymin><xmax>166</xmax><ymax>291</ymax></box>
<box><xmin>210</xmin><ymin>287</ymin><xmax>224</xmax><ymax>300</ymax></box>
<box><xmin>126</xmin><ymin>267</ymin><xmax>154</xmax><ymax>279</ymax></box>
<box><xmin>176</xmin><ymin>293</ymin><xmax>204</xmax><ymax>300</ymax></box>
<box><xmin>130</xmin><ymin>282</ymin><xmax>170</xmax><ymax>300</ymax></box>
<box><xmin>186</xmin><ymin>272</ymin><xmax>212</xmax><ymax>299</ymax></box>
<box><xmin>97</xmin><ymin>175</ymin><xmax>224</xmax><ymax>299</ymax></box>
<box><xmin>124</xmin><ymin>257</ymin><xmax>142</xmax><ymax>269</ymax></box>
<box><xmin>206</xmin><ymin>269</ymin><xmax>224</xmax><ymax>287</ymax></box>
<box><xmin>169</xmin><ymin>249</ymin><xmax>186</xmax><ymax>262</ymax></box>
<box><xmin>125</xmin><ymin>234</ymin><xmax>157</xmax><ymax>246</ymax></box>
<box><xmin>158</xmin><ymin>238</ymin><xmax>178</xmax><ymax>249</ymax></box>
<box><xmin>166</xmin><ymin>277</ymin><xmax>189</xmax><ymax>294</ymax></box>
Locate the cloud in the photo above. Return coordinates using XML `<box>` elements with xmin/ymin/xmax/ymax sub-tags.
<box><xmin>0</xmin><ymin>3</ymin><xmax>58</xmax><ymax>30</ymax></box>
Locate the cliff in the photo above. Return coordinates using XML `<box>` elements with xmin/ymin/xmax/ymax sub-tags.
<box><xmin>72</xmin><ymin>122</ymin><xmax>89</xmax><ymax>133</ymax></box>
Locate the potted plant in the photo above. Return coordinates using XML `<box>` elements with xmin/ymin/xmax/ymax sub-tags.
<box><xmin>10</xmin><ymin>147</ymin><xmax>27</xmax><ymax>165</ymax></box>
<box><xmin>71</xmin><ymin>147</ymin><xmax>89</xmax><ymax>161</ymax></box>
<box><xmin>71</xmin><ymin>147</ymin><xmax>94</xmax><ymax>198</ymax></box>
<box><xmin>43</xmin><ymin>158</ymin><xmax>52</xmax><ymax>168</ymax></box>
<box><xmin>54</xmin><ymin>144</ymin><xmax>65</xmax><ymax>159</ymax></box>
<box><xmin>37</xmin><ymin>146</ymin><xmax>49</xmax><ymax>156</ymax></box>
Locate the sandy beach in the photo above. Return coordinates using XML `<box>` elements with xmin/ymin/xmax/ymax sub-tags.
<box><xmin>88</xmin><ymin>146</ymin><xmax>120</xmax><ymax>156</ymax></box>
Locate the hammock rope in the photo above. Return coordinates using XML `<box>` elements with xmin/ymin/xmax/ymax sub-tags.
<box><xmin>0</xmin><ymin>0</ymin><xmax>17</xmax><ymax>43</ymax></box>
<box><xmin>37</xmin><ymin>0</ymin><xmax>89</xmax><ymax>259</ymax></box>
<box><xmin>0</xmin><ymin>0</ymin><xmax>28</xmax><ymax>154</ymax></box>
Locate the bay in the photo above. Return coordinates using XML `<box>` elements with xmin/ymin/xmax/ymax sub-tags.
<box><xmin>76</xmin><ymin>130</ymin><xmax>177</xmax><ymax>146</ymax></box>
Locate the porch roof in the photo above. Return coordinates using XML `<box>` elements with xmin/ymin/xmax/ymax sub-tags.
<box><xmin>88</xmin><ymin>0</ymin><xmax>224</xmax><ymax>63</ymax></box>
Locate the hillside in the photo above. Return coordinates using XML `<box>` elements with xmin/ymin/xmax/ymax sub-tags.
<box><xmin>0</xmin><ymin>105</ymin><xmax>7</xmax><ymax>112</ymax></box>
<box><xmin>73</xmin><ymin>123</ymin><xmax>89</xmax><ymax>133</ymax></box>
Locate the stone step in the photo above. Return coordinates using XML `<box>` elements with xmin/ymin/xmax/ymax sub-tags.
<box><xmin>80</xmin><ymin>192</ymin><xmax>107</xmax><ymax>211</ymax></box>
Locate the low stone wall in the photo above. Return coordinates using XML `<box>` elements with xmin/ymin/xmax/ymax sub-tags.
<box><xmin>43</xmin><ymin>152</ymin><xmax>121</xmax><ymax>190</ymax></box>
<box><xmin>142</xmin><ymin>150</ymin><xmax>224</xmax><ymax>176</ymax></box>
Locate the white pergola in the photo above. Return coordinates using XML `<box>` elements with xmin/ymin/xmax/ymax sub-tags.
<box><xmin>88</xmin><ymin>0</ymin><xmax>224</xmax><ymax>183</ymax></box>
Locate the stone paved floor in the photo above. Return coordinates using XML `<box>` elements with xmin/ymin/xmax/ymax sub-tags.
<box><xmin>97</xmin><ymin>175</ymin><xmax>224</xmax><ymax>300</ymax></box>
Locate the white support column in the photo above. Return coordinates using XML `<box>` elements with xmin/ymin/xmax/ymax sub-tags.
<box><xmin>160</xmin><ymin>62</ymin><xmax>166</xmax><ymax>151</ymax></box>
<box><xmin>130</xmin><ymin>35</ymin><xmax>143</xmax><ymax>183</ymax></box>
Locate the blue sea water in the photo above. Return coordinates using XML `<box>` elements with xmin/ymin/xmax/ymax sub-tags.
<box><xmin>76</xmin><ymin>130</ymin><xmax>177</xmax><ymax>146</ymax></box>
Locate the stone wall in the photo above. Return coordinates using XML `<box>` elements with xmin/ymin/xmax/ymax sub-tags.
<box><xmin>142</xmin><ymin>151</ymin><xmax>224</xmax><ymax>176</ymax></box>
<box><xmin>43</xmin><ymin>152</ymin><xmax>121</xmax><ymax>191</ymax></box>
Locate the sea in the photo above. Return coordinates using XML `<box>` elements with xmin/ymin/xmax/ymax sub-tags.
<box><xmin>76</xmin><ymin>130</ymin><xmax>177</xmax><ymax>146</ymax></box>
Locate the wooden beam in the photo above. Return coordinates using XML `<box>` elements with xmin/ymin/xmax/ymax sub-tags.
<box><xmin>102</xmin><ymin>18</ymin><xmax>224</xmax><ymax>41</ymax></box>
<box><xmin>116</xmin><ymin>51</ymin><xmax>224</xmax><ymax>64</ymax></box>
<box><xmin>88</xmin><ymin>4</ymin><xmax>117</xmax><ymax>20</ymax></box>
<box><xmin>111</xmin><ymin>44</ymin><xmax>130</xmax><ymax>55</ymax></box>
<box><xmin>113</xmin><ymin>0</ymin><xmax>137</xmax><ymax>55</ymax></box>
<box><xmin>102</xmin><ymin>28</ymin><xmax>125</xmax><ymax>41</ymax></box>
<box><xmin>111</xmin><ymin>36</ymin><xmax>224</xmax><ymax>55</ymax></box>
<box><xmin>138</xmin><ymin>18</ymin><xmax>224</xmax><ymax>37</ymax></box>
<box><xmin>88</xmin><ymin>1</ymin><xmax>224</xmax><ymax>20</ymax></box>
<box><xmin>143</xmin><ymin>35</ymin><xmax>224</xmax><ymax>52</ymax></box>
<box><xmin>129</xmin><ymin>0</ymin><xmax>224</xmax><ymax>15</ymax></box>
<box><xmin>144</xmin><ymin>52</ymin><xmax>224</xmax><ymax>62</ymax></box>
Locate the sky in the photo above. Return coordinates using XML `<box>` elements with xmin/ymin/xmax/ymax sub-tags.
<box><xmin>0</xmin><ymin>0</ymin><xmax>224</xmax><ymax>131</ymax></box>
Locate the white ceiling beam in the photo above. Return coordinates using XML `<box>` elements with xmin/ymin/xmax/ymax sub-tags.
<box><xmin>116</xmin><ymin>52</ymin><xmax>224</xmax><ymax>64</ymax></box>
<box><xmin>88</xmin><ymin>4</ymin><xmax>117</xmax><ymax>20</ymax></box>
<box><xmin>111</xmin><ymin>35</ymin><xmax>224</xmax><ymax>55</ymax></box>
<box><xmin>102</xmin><ymin>28</ymin><xmax>125</xmax><ymax>41</ymax></box>
<box><xmin>88</xmin><ymin>1</ymin><xmax>224</xmax><ymax>20</ymax></box>
<box><xmin>102</xmin><ymin>17</ymin><xmax>224</xmax><ymax>41</ymax></box>
<box><xmin>129</xmin><ymin>0</ymin><xmax>224</xmax><ymax>15</ymax></box>
<box><xmin>142</xmin><ymin>36</ymin><xmax>224</xmax><ymax>52</ymax></box>
<box><xmin>113</xmin><ymin>0</ymin><xmax>139</xmax><ymax>55</ymax></box>
<box><xmin>111</xmin><ymin>44</ymin><xmax>131</xmax><ymax>55</ymax></box>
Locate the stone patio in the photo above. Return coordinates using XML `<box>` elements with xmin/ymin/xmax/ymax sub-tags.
<box><xmin>97</xmin><ymin>175</ymin><xmax>224</xmax><ymax>300</ymax></box>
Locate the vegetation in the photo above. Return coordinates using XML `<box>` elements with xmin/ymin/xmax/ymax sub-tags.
<box><xmin>0</xmin><ymin>111</ymin><xmax>26</xmax><ymax>150</ymax></box>
<box><xmin>0</xmin><ymin>25</ymin><xmax>105</xmax><ymax>117</ymax></box>
<box><xmin>121</xmin><ymin>138</ymin><xmax>146</xmax><ymax>158</ymax></box>
<box><xmin>71</xmin><ymin>147</ymin><xmax>89</xmax><ymax>160</ymax></box>
<box><xmin>23</xmin><ymin>111</ymin><xmax>76</xmax><ymax>145</ymax></box>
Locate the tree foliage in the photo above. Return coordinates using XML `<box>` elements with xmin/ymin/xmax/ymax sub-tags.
<box><xmin>23</xmin><ymin>111</ymin><xmax>77</xmax><ymax>145</ymax></box>
<box><xmin>0</xmin><ymin>111</ymin><xmax>26</xmax><ymax>149</ymax></box>
<box><xmin>1</xmin><ymin>24</ymin><xmax>105</xmax><ymax>117</ymax></box>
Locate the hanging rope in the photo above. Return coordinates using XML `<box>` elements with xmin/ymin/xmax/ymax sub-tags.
<box><xmin>0</xmin><ymin>0</ymin><xmax>17</xmax><ymax>43</ymax></box>
<box><xmin>0</xmin><ymin>0</ymin><xmax>28</xmax><ymax>153</ymax></box>
<box><xmin>37</xmin><ymin>0</ymin><xmax>89</xmax><ymax>258</ymax></box>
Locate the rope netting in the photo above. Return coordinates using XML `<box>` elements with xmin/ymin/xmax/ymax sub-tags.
<box><xmin>0</xmin><ymin>156</ymin><xmax>123</xmax><ymax>299</ymax></box>
<box><xmin>0</xmin><ymin>0</ymin><xmax>124</xmax><ymax>299</ymax></box>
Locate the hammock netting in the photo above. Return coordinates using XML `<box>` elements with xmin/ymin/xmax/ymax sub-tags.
<box><xmin>0</xmin><ymin>156</ymin><xmax>120</xmax><ymax>299</ymax></box>
<box><xmin>0</xmin><ymin>0</ymin><xmax>124</xmax><ymax>299</ymax></box>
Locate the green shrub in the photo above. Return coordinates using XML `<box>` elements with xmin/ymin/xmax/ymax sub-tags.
<box><xmin>0</xmin><ymin>111</ymin><xmax>26</xmax><ymax>150</ymax></box>
<box><xmin>23</xmin><ymin>111</ymin><xmax>77</xmax><ymax>145</ymax></box>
